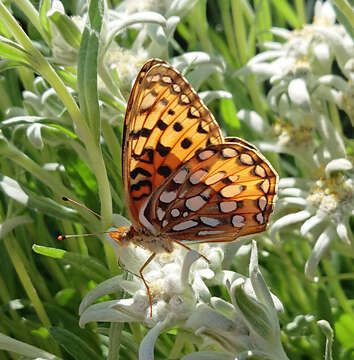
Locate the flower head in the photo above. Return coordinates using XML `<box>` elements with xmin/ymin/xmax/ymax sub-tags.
<box><xmin>239</xmin><ymin>1</ymin><xmax>354</xmax><ymax>116</ymax></box>
<box><xmin>79</xmin><ymin>223</ymin><xmax>287</xmax><ymax>359</ymax></box>
<box><xmin>79</xmin><ymin>220</ymin><xmax>223</xmax><ymax>328</ymax></box>
<box><xmin>271</xmin><ymin>157</ymin><xmax>353</xmax><ymax>278</ymax></box>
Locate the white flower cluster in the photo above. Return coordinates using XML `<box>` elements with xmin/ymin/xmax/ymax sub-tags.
<box><xmin>80</xmin><ymin>235</ymin><xmax>288</xmax><ymax>360</ymax></box>
<box><xmin>238</xmin><ymin>1</ymin><xmax>353</xmax><ymax>277</ymax></box>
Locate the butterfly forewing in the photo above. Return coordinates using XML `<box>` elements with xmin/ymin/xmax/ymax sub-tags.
<box><xmin>141</xmin><ymin>142</ymin><xmax>278</xmax><ymax>243</ymax></box>
<box><xmin>123</xmin><ymin>60</ymin><xmax>223</xmax><ymax>229</ymax></box>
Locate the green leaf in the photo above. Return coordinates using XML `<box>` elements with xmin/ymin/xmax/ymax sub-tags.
<box><xmin>33</xmin><ymin>245</ymin><xmax>110</xmax><ymax>283</ymax></box>
<box><xmin>49</xmin><ymin>327</ymin><xmax>102</xmax><ymax>360</ymax></box>
<box><xmin>77</xmin><ymin>0</ymin><xmax>104</xmax><ymax>141</ymax></box>
<box><xmin>335</xmin><ymin>313</ymin><xmax>354</xmax><ymax>348</ymax></box>
<box><xmin>39</xmin><ymin>0</ymin><xmax>53</xmax><ymax>42</ymax></box>
<box><xmin>0</xmin><ymin>174</ymin><xmax>81</xmax><ymax>221</ymax></box>
<box><xmin>220</xmin><ymin>98</ymin><xmax>241</xmax><ymax>133</ymax></box>
<box><xmin>33</xmin><ymin>244</ymin><xmax>66</xmax><ymax>259</ymax></box>
<box><xmin>0</xmin><ymin>36</ymin><xmax>31</xmax><ymax>66</ymax></box>
<box><xmin>48</xmin><ymin>10</ymin><xmax>82</xmax><ymax>49</ymax></box>
<box><xmin>270</xmin><ymin>0</ymin><xmax>301</xmax><ymax>29</ymax></box>
<box><xmin>254</xmin><ymin>0</ymin><xmax>273</xmax><ymax>42</ymax></box>
<box><xmin>235</xmin><ymin>285</ymin><xmax>273</xmax><ymax>340</ymax></box>
<box><xmin>55</xmin><ymin>288</ymin><xmax>77</xmax><ymax>306</ymax></box>
<box><xmin>0</xmin><ymin>59</ymin><xmax>24</xmax><ymax>72</ymax></box>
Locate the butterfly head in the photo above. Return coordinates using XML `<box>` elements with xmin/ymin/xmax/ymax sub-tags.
<box><xmin>109</xmin><ymin>226</ymin><xmax>134</xmax><ymax>247</ymax></box>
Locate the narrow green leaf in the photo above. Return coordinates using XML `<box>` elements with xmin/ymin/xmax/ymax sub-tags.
<box><xmin>48</xmin><ymin>11</ymin><xmax>82</xmax><ymax>49</ymax></box>
<box><xmin>77</xmin><ymin>0</ymin><xmax>104</xmax><ymax>141</ymax></box>
<box><xmin>254</xmin><ymin>0</ymin><xmax>273</xmax><ymax>42</ymax></box>
<box><xmin>33</xmin><ymin>245</ymin><xmax>110</xmax><ymax>283</ymax></box>
<box><xmin>0</xmin><ymin>36</ymin><xmax>31</xmax><ymax>66</ymax></box>
<box><xmin>271</xmin><ymin>0</ymin><xmax>301</xmax><ymax>29</ymax></box>
<box><xmin>39</xmin><ymin>0</ymin><xmax>53</xmax><ymax>41</ymax></box>
<box><xmin>0</xmin><ymin>59</ymin><xmax>24</xmax><ymax>72</ymax></box>
<box><xmin>49</xmin><ymin>327</ymin><xmax>102</xmax><ymax>360</ymax></box>
<box><xmin>0</xmin><ymin>174</ymin><xmax>81</xmax><ymax>221</ymax></box>
<box><xmin>33</xmin><ymin>244</ymin><xmax>66</xmax><ymax>259</ymax></box>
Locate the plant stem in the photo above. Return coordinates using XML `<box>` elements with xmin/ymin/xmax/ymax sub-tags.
<box><xmin>14</xmin><ymin>0</ymin><xmax>50</xmax><ymax>44</ymax></box>
<box><xmin>108</xmin><ymin>323</ymin><xmax>124</xmax><ymax>360</ymax></box>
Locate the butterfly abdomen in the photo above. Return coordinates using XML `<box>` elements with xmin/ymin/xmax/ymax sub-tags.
<box><xmin>111</xmin><ymin>225</ymin><xmax>174</xmax><ymax>254</ymax></box>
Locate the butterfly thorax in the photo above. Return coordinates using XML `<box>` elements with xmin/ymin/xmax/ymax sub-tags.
<box><xmin>110</xmin><ymin>225</ymin><xmax>174</xmax><ymax>254</ymax></box>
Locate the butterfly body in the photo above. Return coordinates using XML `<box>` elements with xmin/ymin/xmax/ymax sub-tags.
<box><xmin>111</xmin><ymin>225</ymin><xmax>174</xmax><ymax>254</ymax></box>
<box><xmin>109</xmin><ymin>59</ymin><xmax>278</xmax><ymax>315</ymax></box>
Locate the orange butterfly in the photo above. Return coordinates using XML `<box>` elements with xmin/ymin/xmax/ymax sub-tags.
<box><xmin>109</xmin><ymin>59</ymin><xmax>278</xmax><ymax>316</ymax></box>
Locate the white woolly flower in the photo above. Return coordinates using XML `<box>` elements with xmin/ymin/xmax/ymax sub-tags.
<box><xmin>271</xmin><ymin>158</ymin><xmax>354</xmax><ymax>278</ymax></box>
<box><xmin>239</xmin><ymin>1</ymin><xmax>354</xmax><ymax>115</ymax></box>
<box><xmin>182</xmin><ymin>241</ymin><xmax>288</xmax><ymax>360</ymax></box>
<box><xmin>237</xmin><ymin>109</ymin><xmax>316</xmax><ymax>161</ymax></box>
<box><xmin>79</xmin><ymin>223</ymin><xmax>223</xmax><ymax>329</ymax></box>
<box><xmin>116</xmin><ymin>0</ymin><xmax>200</xmax><ymax>18</ymax></box>
<box><xmin>103</xmin><ymin>46</ymin><xmax>149</xmax><ymax>97</ymax></box>
<box><xmin>79</xmin><ymin>215</ymin><xmax>286</xmax><ymax>359</ymax></box>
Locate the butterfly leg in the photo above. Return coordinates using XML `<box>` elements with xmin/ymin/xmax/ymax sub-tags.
<box><xmin>173</xmin><ymin>239</ymin><xmax>210</xmax><ymax>264</ymax></box>
<box><xmin>139</xmin><ymin>252</ymin><xmax>156</xmax><ymax>317</ymax></box>
<box><xmin>116</xmin><ymin>245</ymin><xmax>142</xmax><ymax>279</ymax></box>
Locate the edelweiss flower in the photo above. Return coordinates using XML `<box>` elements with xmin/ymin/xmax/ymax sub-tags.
<box><xmin>79</xmin><ymin>222</ymin><xmax>287</xmax><ymax>360</ymax></box>
<box><xmin>79</xmin><ymin>217</ymin><xmax>224</xmax><ymax>329</ymax></box>
<box><xmin>180</xmin><ymin>241</ymin><xmax>288</xmax><ymax>360</ymax></box>
<box><xmin>239</xmin><ymin>1</ymin><xmax>354</xmax><ymax>115</ymax></box>
<box><xmin>237</xmin><ymin>109</ymin><xmax>316</xmax><ymax>164</ymax></box>
<box><xmin>116</xmin><ymin>0</ymin><xmax>200</xmax><ymax>18</ymax></box>
<box><xmin>271</xmin><ymin>157</ymin><xmax>353</xmax><ymax>278</ymax></box>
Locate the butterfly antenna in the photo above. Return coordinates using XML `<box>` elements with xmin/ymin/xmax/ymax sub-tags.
<box><xmin>61</xmin><ymin>196</ymin><xmax>104</xmax><ymax>220</ymax></box>
<box><xmin>57</xmin><ymin>231</ymin><xmax>112</xmax><ymax>241</ymax></box>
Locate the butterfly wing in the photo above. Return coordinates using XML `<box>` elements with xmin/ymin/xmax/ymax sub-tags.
<box><xmin>122</xmin><ymin>59</ymin><xmax>223</xmax><ymax>229</ymax></box>
<box><xmin>141</xmin><ymin>142</ymin><xmax>278</xmax><ymax>242</ymax></box>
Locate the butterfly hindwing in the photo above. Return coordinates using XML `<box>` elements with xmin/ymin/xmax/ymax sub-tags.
<box><xmin>141</xmin><ymin>142</ymin><xmax>278</xmax><ymax>242</ymax></box>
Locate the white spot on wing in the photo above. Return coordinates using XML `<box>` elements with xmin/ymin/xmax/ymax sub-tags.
<box><xmin>171</xmin><ymin>208</ymin><xmax>180</xmax><ymax>217</ymax></box>
<box><xmin>240</xmin><ymin>153</ymin><xmax>254</xmax><ymax>165</ymax></box>
<box><xmin>198</xmin><ymin>150</ymin><xmax>215</xmax><ymax>161</ymax></box>
<box><xmin>256</xmin><ymin>212</ymin><xmax>264</xmax><ymax>224</ymax></box>
<box><xmin>160</xmin><ymin>190</ymin><xmax>177</xmax><ymax>203</ymax></box>
<box><xmin>140</xmin><ymin>90</ymin><xmax>157</xmax><ymax>111</ymax></box>
<box><xmin>200</xmin><ymin>217</ymin><xmax>220</xmax><ymax>227</ymax></box>
<box><xmin>185</xmin><ymin>196</ymin><xmax>207</xmax><ymax>211</ymax></box>
<box><xmin>255</xmin><ymin>165</ymin><xmax>266</xmax><ymax>178</ymax></box>
<box><xmin>173</xmin><ymin>168</ymin><xmax>188</xmax><ymax>184</ymax></box>
<box><xmin>198</xmin><ymin>230</ymin><xmax>225</xmax><ymax>236</ymax></box>
<box><xmin>222</xmin><ymin>147</ymin><xmax>238</xmax><ymax>158</ymax></box>
<box><xmin>220</xmin><ymin>185</ymin><xmax>245</xmax><ymax>198</ymax></box>
<box><xmin>258</xmin><ymin>196</ymin><xmax>267</xmax><ymax>211</ymax></box>
<box><xmin>205</xmin><ymin>171</ymin><xmax>226</xmax><ymax>185</ymax></box>
<box><xmin>219</xmin><ymin>201</ymin><xmax>237</xmax><ymax>213</ymax></box>
<box><xmin>232</xmin><ymin>215</ymin><xmax>245</xmax><ymax>228</ymax></box>
<box><xmin>172</xmin><ymin>220</ymin><xmax>198</xmax><ymax>231</ymax></box>
<box><xmin>157</xmin><ymin>207</ymin><xmax>165</xmax><ymax>221</ymax></box>
<box><xmin>189</xmin><ymin>169</ymin><xmax>208</xmax><ymax>185</ymax></box>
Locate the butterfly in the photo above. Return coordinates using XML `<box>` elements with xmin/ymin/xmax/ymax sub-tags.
<box><xmin>109</xmin><ymin>59</ymin><xmax>278</xmax><ymax>316</ymax></box>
